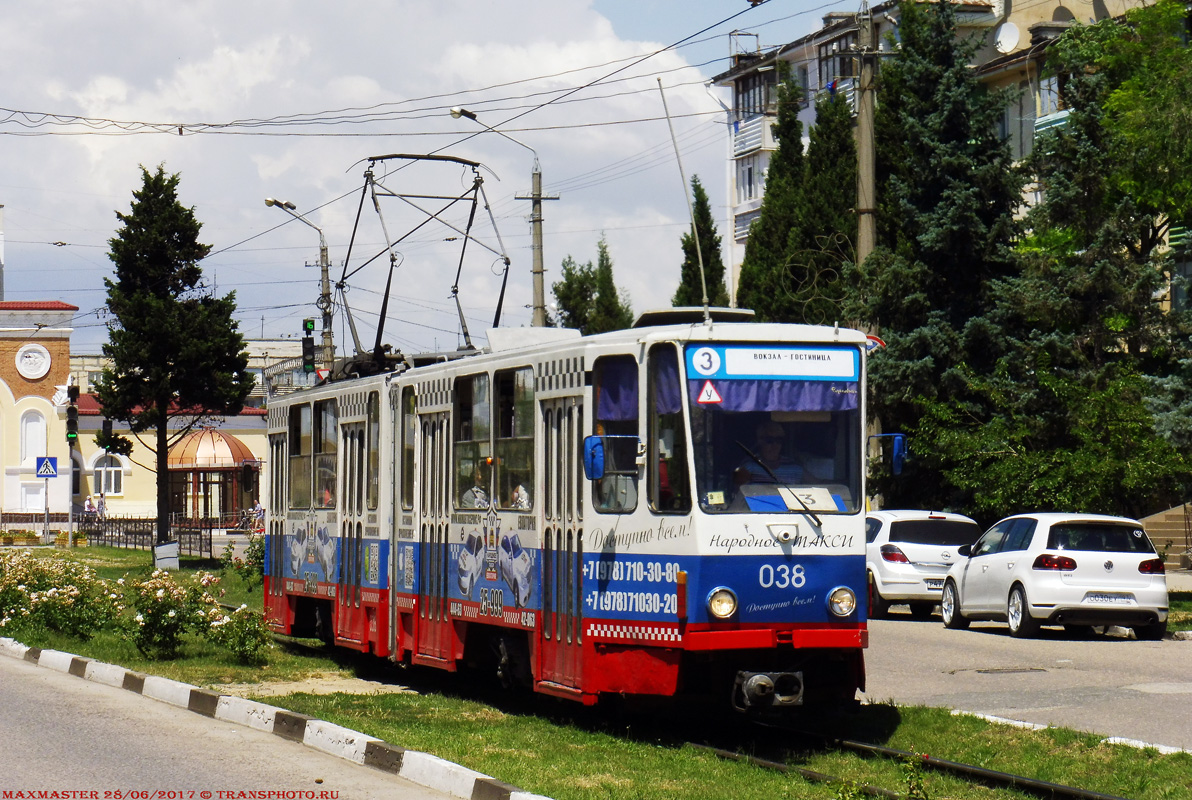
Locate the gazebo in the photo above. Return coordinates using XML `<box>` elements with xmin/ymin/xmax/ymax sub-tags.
<box><xmin>167</xmin><ymin>427</ymin><xmax>259</xmax><ymax>523</ymax></box>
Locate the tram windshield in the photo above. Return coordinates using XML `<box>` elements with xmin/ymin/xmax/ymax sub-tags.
<box><xmin>685</xmin><ymin>343</ymin><xmax>862</xmax><ymax>515</ymax></box>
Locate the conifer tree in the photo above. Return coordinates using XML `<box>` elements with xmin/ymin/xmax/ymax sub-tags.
<box><xmin>587</xmin><ymin>238</ymin><xmax>635</xmax><ymax>334</ymax></box>
<box><xmin>97</xmin><ymin>165</ymin><xmax>255</xmax><ymax>545</ymax></box>
<box><xmin>672</xmin><ymin>175</ymin><xmax>729</xmax><ymax>308</ymax></box>
<box><xmin>551</xmin><ymin>238</ymin><xmax>633</xmax><ymax>335</ymax></box>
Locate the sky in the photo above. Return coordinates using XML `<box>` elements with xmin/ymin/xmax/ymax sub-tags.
<box><xmin>1</xmin><ymin>0</ymin><xmax>854</xmax><ymax>356</ymax></box>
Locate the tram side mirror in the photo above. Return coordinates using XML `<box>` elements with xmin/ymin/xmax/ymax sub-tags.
<box><xmin>583</xmin><ymin>435</ymin><xmax>642</xmax><ymax>481</ymax></box>
<box><xmin>583</xmin><ymin>436</ymin><xmax>605</xmax><ymax>480</ymax></box>
<box><xmin>891</xmin><ymin>433</ymin><xmax>906</xmax><ymax>476</ymax></box>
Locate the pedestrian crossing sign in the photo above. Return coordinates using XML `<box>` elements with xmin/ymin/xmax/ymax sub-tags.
<box><xmin>36</xmin><ymin>456</ymin><xmax>58</xmax><ymax>478</ymax></box>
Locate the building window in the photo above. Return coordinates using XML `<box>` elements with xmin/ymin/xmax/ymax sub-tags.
<box><xmin>1038</xmin><ymin>75</ymin><xmax>1061</xmax><ymax>117</ymax></box>
<box><xmin>734</xmin><ymin>71</ymin><xmax>778</xmax><ymax>120</ymax></box>
<box><xmin>95</xmin><ymin>455</ymin><xmax>123</xmax><ymax>496</ymax></box>
<box><xmin>20</xmin><ymin>411</ymin><xmax>46</xmax><ymax>466</ymax></box>
<box><xmin>818</xmin><ymin>33</ymin><xmax>857</xmax><ymax>88</ymax></box>
<box><xmin>736</xmin><ymin>155</ymin><xmax>762</xmax><ymax>204</ymax></box>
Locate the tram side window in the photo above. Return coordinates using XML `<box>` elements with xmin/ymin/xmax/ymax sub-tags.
<box><xmin>288</xmin><ymin>404</ymin><xmax>312</xmax><ymax>509</ymax></box>
<box><xmin>454</xmin><ymin>374</ymin><xmax>492</xmax><ymax>509</ymax></box>
<box><xmin>367</xmin><ymin>391</ymin><xmax>380</xmax><ymax>510</ymax></box>
<box><xmin>314</xmin><ymin>399</ymin><xmax>338</xmax><ymax>508</ymax></box>
<box><xmin>648</xmin><ymin>344</ymin><xmax>691</xmax><ymax>514</ymax></box>
<box><xmin>400</xmin><ymin>387</ymin><xmax>416</xmax><ymax>511</ymax></box>
<box><xmin>592</xmin><ymin>355</ymin><xmax>639</xmax><ymax>513</ymax></box>
<box><xmin>495</xmin><ymin>367</ymin><xmax>534</xmax><ymax>510</ymax></box>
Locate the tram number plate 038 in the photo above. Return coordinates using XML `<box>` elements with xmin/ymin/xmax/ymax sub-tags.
<box><xmin>479</xmin><ymin>587</ymin><xmax>505</xmax><ymax>616</ymax></box>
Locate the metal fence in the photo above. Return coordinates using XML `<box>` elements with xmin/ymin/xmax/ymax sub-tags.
<box><xmin>73</xmin><ymin>515</ymin><xmax>214</xmax><ymax>558</ymax></box>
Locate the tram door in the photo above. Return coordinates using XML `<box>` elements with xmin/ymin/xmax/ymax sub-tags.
<box><xmin>264</xmin><ymin>433</ymin><xmax>288</xmax><ymax>628</ymax></box>
<box><xmin>336</xmin><ymin>423</ymin><xmax>366</xmax><ymax>645</ymax></box>
<box><xmin>415</xmin><ymin>412</ymin><xmax>452</xmax><ymax>663</ymax></box>
<box><xmin>539</xmin><ymin>396</ymin><xmax>584</xmax><ymax>689</ymax></box>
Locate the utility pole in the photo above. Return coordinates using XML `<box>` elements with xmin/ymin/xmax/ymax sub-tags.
<box><xmin>451</xmin><ymin>107</ymin><xmax>558</xmax><ymax>327</ymax></box>
<box><xmin>856</xmin><ymin>2</ymin><xmax>878</xmax><ymax>267</ymax></box>
<box><xmin>265</xmin><ymin>198</ymin><xmax>335</xmax><ymax>370</ymax></box>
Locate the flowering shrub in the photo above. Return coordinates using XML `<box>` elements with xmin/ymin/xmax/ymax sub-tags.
<box><xmin>128</xmin><ymin>570</ymin><xmax>221</xmax><ymax>659</ymax></box>
<box><xmin>0</xmin><ymin>551</ymin><xmax>123</xmax><ymax>639</ymax></box>
<box><xmin>205</xmin><ymin>604</ymin><xmax>272</xmax><ymax>664</ymax></box>
<box><xmin>220</xmin><ymin>532</ymin><xmax>264</xmax><ymax>591</ymax></box>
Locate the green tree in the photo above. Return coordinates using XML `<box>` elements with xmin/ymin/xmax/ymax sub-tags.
<box><xmin>551</xmin><ymin>254</ymin><xmax>596</xmax><ymax>331</ymax></box>
<box><xmin>587</xmin><ymin>238</ymin><xmax>634</xmax><ymax>334</ymax></box>
<box><xmin>784</xmin><ymin>89</ymin><xmax>857</xmax><ymax>326</ymax></box>
<box><xmin>846</xmin><ymin>0</ymin><xmax>1023</xmax><ymax>510</ymax></box>
<box><xmin>551</xmin><ymin>237</ymin><xmax>633</xmax><ymax>335</ymax></box>
<box><xmin>672</xmin><ymin>174</ymin><xmax>729</xmax><ymax>308</ymax></box>
<box><xmin>97</xmin><ymin>165</ymin><xmax>255</xmax><ymax>545</ymax></box>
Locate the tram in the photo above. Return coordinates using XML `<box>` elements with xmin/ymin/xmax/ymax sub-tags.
<box><xmin>263</xmin><ymin>309</ymin><xmax>869</xmax><ymax>712</ymax></box>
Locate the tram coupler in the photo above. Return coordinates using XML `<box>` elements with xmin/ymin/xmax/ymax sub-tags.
<box><xmin>732</xmin><ymin>670</ymin><xmax>804</xmax><ymax>711</ymax></box>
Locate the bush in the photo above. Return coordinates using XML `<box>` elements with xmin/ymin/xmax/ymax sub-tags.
<box><xmin>220</xmin><ymin>532</ymin><xmax>264</xmax><ymax>591</ymax></box>
<box><xmin>205</xmin><ymin>604</ymin><xmax>272</xmax><ymax>664</ymax></box>
<box><xmin>127</xmin><ymin>570</ymin><xmax>221</xmax><ymax>659</ymax></box>
<box><xmin>0</xmin><ymin>551</ymin><xmax>124</xmax><ymax>639</ymax></box>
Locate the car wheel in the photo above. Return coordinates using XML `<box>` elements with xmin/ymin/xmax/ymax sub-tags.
<box><xmin>909</xmin><ymin>602</ymin><xmax>935</xmax><ymax>620</ymax></box>
<box><xmin>941</xmin><ymin>581</ymin><xmax>969</xmax><ymax>630</ymax></box>
<box><xmin>1134</xmin><ymin>621</ymin><xmax>1167</xmax><ymax>641</ymax></box>
<box><xmin>868</xmin><ymin>573</ymin><xmax>890</xmax><ymax>619</ymax></box>
<box><xmin>1007</xmin><ymin>585</ymin><xmax>1040</xmax><ymax>638</ymax></box>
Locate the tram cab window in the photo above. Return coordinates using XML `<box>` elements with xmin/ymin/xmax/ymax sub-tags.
<box><xmin>592</xmin><ymin>355</ymin><xmax>639</xmax><ymax>513</ymax></box>
<box><xmin>686</xmin><ymin>343</ymin><xmax>861</xmax><ymax>515</ymax></box>
<box><xmin>648</xmin><ymin>344</ymin><xmax>690</xmax><ymax>514</ymax></box>
<box><xmin>314</xmin><ymin>399</ymin><xmax>338</xmax><ymax>508</ymax></box>
<box><xmin>399</xmin><ymin>387</ymin><xmax>416</xmax><ymax>511</ymax></box>
<box><xmin>454</xmin><ymin>374</ymin><xmax>491</xmax><ymax>509</ymax></box>
<box><xmin>495</xmin><ymin>367</ymin><xmax>534</xmax><ymax>510</ymax></box>
<box><xmin>288</xmin><ymin>404</ymin><xmax>312</xmax><ymax>509</ymax></box>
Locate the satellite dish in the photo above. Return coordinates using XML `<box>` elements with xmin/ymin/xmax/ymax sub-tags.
<box><xmin>994</xmin><ymin>22</ymin><xmax>1020</xmax><ymax>54</ymax></box>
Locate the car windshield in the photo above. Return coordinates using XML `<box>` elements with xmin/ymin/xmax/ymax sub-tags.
<box><xmin>1047</xmin><ymin>522</ymin><xmax>1155</xmax><ymax>553</ymax></box>
<box><xmin>506</xmin><ymin>535</ymin><xmax>524</xmax><ymax>558</ymax></box>
<box><xmin>686</xmin><ymin>343</ymin><xmax>862</xmax><ymax>514</ymax></box>
<box><xmin>889</xmin><ymin>519</ymin><xmax>980</xmax><ymax>546</ymax></box>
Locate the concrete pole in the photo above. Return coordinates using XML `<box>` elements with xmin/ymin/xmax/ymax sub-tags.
<box><xmin>856</xmin><ymin>6</ymin><xmax>877</xmax><ymax>267</ymax></box>
<box><xmin>530</xmin><ymin>167</ymin><xmax>545</xmax><ymax>328</ymax></box>
<box><xmin>318</xmin><ymin>237</ymin><xmax>333</xmax><ymax>369</ymax></box>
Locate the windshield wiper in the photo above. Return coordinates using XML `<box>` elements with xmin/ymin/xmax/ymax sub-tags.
<box><xmin>734</xmin><ymin>440</ymin><xmax>822</xmax><ymax>527</ymax></box>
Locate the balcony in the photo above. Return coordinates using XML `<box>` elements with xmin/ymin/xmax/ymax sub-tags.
<box><xmin>733</xmin><ymin>114</ymin><xmax>777</xmax><ymax>157</ymax></box>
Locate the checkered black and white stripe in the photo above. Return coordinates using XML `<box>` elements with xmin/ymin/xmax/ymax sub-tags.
<box><xmin>535</xmin><ymin>357</ymin><xmax>584</xmax><ymax>398</ymax></box>
<box><xmin>417</xmin><ymin>378</ymin><xmax>452</xmax><ymax>412</ymax></box>
<box><xmin>585</xmin><ymin>622</ymin><xmax>682</xmax><ymax>644</ymax></box>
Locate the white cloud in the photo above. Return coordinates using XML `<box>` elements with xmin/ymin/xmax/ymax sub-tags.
<box><xmin>0</xmin><ymin>0</ymin><xmax>798</xmax><ymax>353</ymax></box>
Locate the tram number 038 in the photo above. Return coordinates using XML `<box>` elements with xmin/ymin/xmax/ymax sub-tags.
<box><xmin>759</xmin><ymin>563</ymin><xmax>806</xmax><ymax>589</ymax></box>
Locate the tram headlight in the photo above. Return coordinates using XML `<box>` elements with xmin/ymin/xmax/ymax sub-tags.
<box><xmin>827</xmin><ymin>586</ymin><xmax>857</xmax><ymax>617</ymax></box>
<box><xmin>707</xmin><ymin>587</ymin><xmax>738</xmax><ymax>619</ymax></box>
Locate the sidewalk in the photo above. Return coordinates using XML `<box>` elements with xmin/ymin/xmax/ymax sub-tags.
<box><xmin>1166</xmin><ymin>569</ymin><xmax>1192</xmax><ymax>592</ymax></box>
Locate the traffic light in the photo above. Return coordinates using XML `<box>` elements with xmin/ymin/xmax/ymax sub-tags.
<box><xmin>102</xmin><ymin>418</ymin><xmax>113</xmax><ymax>439</ymax></box>
<box><xmin>303</xmin><ymin>318</ymin><xmax>316</xmax><ymax>334</ymax></box>
<box><xmin>65</xmin><ymin>405</ymin><xmax>79</xmax><ymax>445</ymax></box>
<box><xmin>301</xmin><ymin>334</ymin><xmax>316</xmax><ymax>373</ymax></box>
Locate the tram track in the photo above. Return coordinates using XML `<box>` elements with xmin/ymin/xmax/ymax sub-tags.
<box><xmin>696</xmin><ymin>719</ymin><xmax>1135</xmax><ymax>800</ymax></box>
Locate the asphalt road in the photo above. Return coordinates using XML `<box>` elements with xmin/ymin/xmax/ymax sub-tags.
<box><xmin>0</xmin><ymin>655</ymin><xmax>454</xmax><ymax>799</ymax></box>
<box><xmin>862</xmin><ymin>612</ymin><xmax>1192</xmax><ymax>751</ymax></box>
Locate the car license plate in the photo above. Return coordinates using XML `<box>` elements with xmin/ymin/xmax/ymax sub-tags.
<box><xmin>1086</xmin><ymin>592</ymin><xmax>1130</xmax><ymax>605</ymax></box>
<box><xmin>925</xmin><ymin>579</ymin><xmax>944</xmax><ymax>590</ymax></box>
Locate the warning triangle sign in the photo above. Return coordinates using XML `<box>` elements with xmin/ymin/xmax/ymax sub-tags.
<box><xmin>697</xmin><ymin>381</ymin><xmax>722</xmax><ymax>404</ymax></box>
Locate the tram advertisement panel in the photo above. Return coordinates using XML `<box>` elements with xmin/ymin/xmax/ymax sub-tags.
<box><xmin>450</xmin><ymin>510</ymin><xmax>538</xmax><ymax>620</ymax></box>
<box><xmin>282</xmin><ymin>513</ymin><xmax>389</xmax><ymax>596</ymax></box>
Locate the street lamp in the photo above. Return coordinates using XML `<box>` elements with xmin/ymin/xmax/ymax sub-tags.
<box><xmin>449</xmin><ymin>107</ymin><xmax>555</xmax><ymax>328</ymax></box>
<box><xmin>265</xmin><ymin>198</ymin><xmax>334</xmax><ymax>371</ymax></box>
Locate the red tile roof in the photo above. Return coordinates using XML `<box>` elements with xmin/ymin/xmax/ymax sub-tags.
<box><xmin>0</xmin><ymin>301</ymin><xmax>80</xmax><ymax>311</ymax></box>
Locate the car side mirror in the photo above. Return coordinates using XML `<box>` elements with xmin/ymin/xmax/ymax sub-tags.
<box><xmin>957</xmin><ymin>544</ymin><xmax>971</xmax><ymax>557</ymax></box>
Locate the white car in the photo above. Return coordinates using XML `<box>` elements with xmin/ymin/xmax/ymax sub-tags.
<box><xmin>940</xmin><ymin>513</ymin><xmax>1168</xmax><ymax>639</ymax></box>
<box><xmin>457</xmin><ymin>530</ymin><xmax>484</xmax><ymax>596</ymax></box>
<box><xmin>866</xmin><ymin>510</ymin><xmax>981</xmax><ymax>619</ymax></box>
<box><xmin>499</xmin><ymin>532</ymin><xmax>532</xmax><ymax>608</ymax></box>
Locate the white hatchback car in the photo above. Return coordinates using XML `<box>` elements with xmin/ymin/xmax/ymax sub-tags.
<box><xmin>940</xmin><ymin>513</ymin><xmax>1168</xmax><ymax>639</ymax></box>
<box><xmin>866</xmin><ymin>510</ymin><xmax>981</xmax><ymax>619</ymax></box>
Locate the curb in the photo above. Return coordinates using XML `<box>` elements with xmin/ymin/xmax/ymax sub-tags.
<box><xmin>0</xmin><ymin>637</ymin><xmax>551</xmax><ymax>800</ymax></box>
